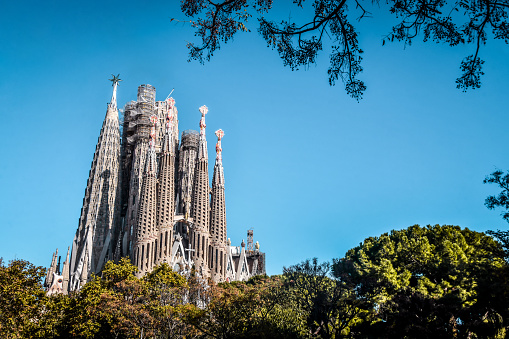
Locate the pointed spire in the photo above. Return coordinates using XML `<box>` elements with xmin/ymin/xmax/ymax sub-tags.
<box><xmin>62</xmin><ymin>247</ymin><xmax>70</xmax><ymax>294</ymax></box>
<box><xmin>157</xmin><ymin>97</ymin><xmax>177</xmax><ymax>266</ymax></box>
<box><xmin>70</xmin><ymin>75</ymin><xmax>121</xmax><ymax>289</ymax></box>
<box><xmin>190</xmin><ymin>105</ymin><xmax>211</xmax><ymax>275</ymax></box>
<box><xmin>51</xmin><ymin>248</ymin><xmax>59</xmax><ymax>274</ymax></box>
<box><xmin>134</xmin><ymin>114</ymin><xmax>159</xmax><ymax>276</ymax></box>
<box><xmin>45</xmin><ymin>250</ymin><xmax>58</xmax><ymax>288</ymax></box>
<box><xmin>108</xmin><ymin>74</ymin><xmax>122</xmax><ymax>110</ymax></box>
<box><xmin>210</xmin><ymin>129</ymin><xmax>227</xmax><ymax>282</ymax></box>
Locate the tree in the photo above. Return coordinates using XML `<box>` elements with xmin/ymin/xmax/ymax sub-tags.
<box><xmin>186</xmin><ymin>275</ymin><xmax>306</xmax><ymax>338</ymax></box>
<box><xmin>333</xmin><ymin>224</ymin><xmax>509</xmax><ymax>338</ymax></box>
<box><xmin>143</xmin><ymin>263</ymin><xmax>199</xmax><ymax>339</ymax></box>
<box><xmin>178</xmin><ymin>0</ymin><xmax>509</xmax><ymax>100</ymax></box>
<box><xmin>56</xmin><ymin>259</ymin><xmax>151</xmax><ymax>338</ymax></box>
<box><xmin>0</xmin><ymin>259</ymin><xmax>47</xmax><ymax>339</ymax></box>
<box><xmin>483</xmin><ymin>170</ymin><xmax>509</xmax><ymax>258</ymax></box>
<box><xmin>282</xmin><ymin>258</ymin><xmax>369</xmax><ymax>338</ymax></box>
<box><xmin>484</xmin><ymin>170</ymin><xmax>509</xmax><ymax>223</ymax></box>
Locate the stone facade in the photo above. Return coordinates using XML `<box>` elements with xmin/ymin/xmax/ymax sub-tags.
<box><xmin>47</xmin><ymin>80</ymin><xmax>265</xmax><ymax>293</ymax></box>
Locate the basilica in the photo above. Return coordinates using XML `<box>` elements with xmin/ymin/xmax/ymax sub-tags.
<box><xmin>44</xmin><ymin>78</ymin><xmax>265</xmax><ymax>294</ymax></box>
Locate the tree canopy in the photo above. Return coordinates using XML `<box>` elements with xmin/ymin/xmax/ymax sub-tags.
<box><xmin>1</xmin><ymin>224</ymin><xmax>508</xmax><ymax>338</ymax></box>
<box><xmin>334</xmin><ymin>224</ymin><xmax>509</xmax><ymax>337</ymax></box>
<box><xmin>483</xmin><ymin>170</ymin><xmax>509</xmax><ymax>258</ymax></box>
<box><xmin>178</xmin><ymin>0</ymin><xmax>509</xmax><ymax>100</ymax></box>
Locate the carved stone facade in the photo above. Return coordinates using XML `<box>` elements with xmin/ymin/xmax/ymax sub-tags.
<box><xmin>48</xmin><ymin>81</ymin><xmax>265</xmax><ymax>293</ymax></box>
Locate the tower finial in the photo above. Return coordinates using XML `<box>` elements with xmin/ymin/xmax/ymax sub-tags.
<box><xmin>108</xmin><ymin>74</ymin><xmax>122</xmax><ymax>109</ymax></box>
<box><xmin>197</xmin><ymin>105</ymin><xmax>209</xmax><ymax>160</ymax></box>
<box><xmin>166</xmin><ymin>97</ymin><xmax>175</xmax><ymax>134</ymax></box>
<box><xmin>199</xmin><ymin>105</ymin><xmax>208</xmax><ymax>136</ymax></box>
<box><xmin>215</xmin><ymin>129</ymin><xmax>224</xmax><ymax>161</ymax></box>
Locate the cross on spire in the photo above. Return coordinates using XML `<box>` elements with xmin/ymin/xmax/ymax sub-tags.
<box><xmin>108</xmin><ymin>74</ymin><xmax>121</xmax><ymax>110</ymax></box>
<box><xmin>109</xmin><ymin>74</ymin><xmax>122</xmax><ymax>86</ymax></box>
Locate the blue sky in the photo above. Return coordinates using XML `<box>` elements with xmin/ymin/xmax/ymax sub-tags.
<box><xmin>1</xmin><ymin>1</ymin><xmax>508</xmax><ymax>275</ymax></box>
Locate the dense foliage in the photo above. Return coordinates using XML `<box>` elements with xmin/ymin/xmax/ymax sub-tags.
<box><xmin>483</xmin><ymin>170</ymin><xmax>509</xmax><ymax>257</ymax></box>
<box><xmin>178</xmin><ymin>0</ymin><xmax>509</xmax><ymax>100</ymax></box>
<box><xmin>1</xmin><ymin>224</ymin><xmax>508</xmax><ymax>338</ymax></box>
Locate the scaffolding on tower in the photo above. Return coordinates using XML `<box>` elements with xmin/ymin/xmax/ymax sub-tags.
<box><xmin>247</xmin><ymin>229</ymin><xmax>254</xmax><ymax>253</ymax></box>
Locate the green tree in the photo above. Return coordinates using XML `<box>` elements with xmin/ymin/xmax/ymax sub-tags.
<box><xmin>58</xmin><ymin>258</ymin><xmax>150</xmax><ymax>338</ymax></box>
<box><xmin>143</xmin><ymin>263</ymin><xmax>199</xmax><ymax>339</ymax></box>
<box><xmin>484</xmin><ymin>170</ymin><xmax>509</xmax><ymax>224</ymax></box>
<box><xmin>179</xmin><ymin>0</ymin><xmax>508</xmax><ymax>100</ymax></box>
<box><xmin>333</xmin><ymin>224</ymin><xmax>509</xmax><ymax>338</ymax></box>
<box><xmin>0</xmin><ymin>259</ymin><xmax>47</xmax><ymax>339</ymax></box>
<box><xmin>283</xmin><ymin>258</ymin><xmax>368</xmax><ymax>338</ymax></box>
<box><xmin>33</xmin><ymin>293</ymin><xmax>72</xmax><ymax>339</ymax></box>
<box><xmin>483</xmin><ymin>170</ymin><xmax>509</xmax><ymax>258</ymax></box>
<box><xmin>187</xmin><ymin>275</ymin><xmax>305</xmax><ymax>338</ymax></box>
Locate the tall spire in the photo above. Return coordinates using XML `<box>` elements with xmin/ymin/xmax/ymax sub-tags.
<box><xmin>134</xmin><ymin>114</ymin><xmax>159</xmax><ymax>276</ymax></box>
<box><xmin>61</xmin><ymin>247</ymin><xmax>70</xmax><ymax>294</ymax></box>
<box><xmin>157</xmin><ymin>98</ymin><xmax>177</xmax><ymax>265</ymax></box>
<box><xmin>210</xmin><ymin>129</ymin><xmax>227</xmax><ymax>282</ymax></box>
<box><xmin>70</xmin><ymin>77</ymin><xmax>122</xmax><ymax>290</ymax></box>
<box><xmin>45</xmin><ymin>249</ymin><xmax>58</xmax><ymax>289</ymax></box>
<box><xmin>191</xmin><ymin>105</ymin><xmax>211</xmax><ymax>276</ymax></box>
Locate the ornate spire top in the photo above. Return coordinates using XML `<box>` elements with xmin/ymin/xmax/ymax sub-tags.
<box><xmin>199</xmin><ymin>105</ymin><xmax>208</xmax><ymax>136</ymax></box>
<box><xmin>196</xmin><ymin>105</ymin><xmax>209</xmax><ymax>160</ymax></box>
<box><xmin>215</xmin><ymin>129</ymin><xmax>224</xmax><ymax>161</ymax></box>
<box><xmin>165</xmin><ymin>98</ymin><xmax>175</xmax><ymax>134</ymax></box>
<box><xmin>108</xmin><ymin>74</ymin><xmax>121</xmax><ymax>110</ymax></box>
<box><xmin>167</xmin><ymin>97</ymin><xmax>175</xmax><ymax>109</ymax></box>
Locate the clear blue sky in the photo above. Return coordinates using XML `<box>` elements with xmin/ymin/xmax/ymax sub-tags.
<box><xmin>1</xmin><ymin>1</ymin><xmax>508</xmax><ymax>275</ymax></box>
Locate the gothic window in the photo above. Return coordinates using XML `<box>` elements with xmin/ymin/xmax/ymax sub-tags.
<box><xmin>215</xmin><ymin>249</ymin><xmax>218</xmax><ymax>273</ymax></box>
<box><xmin>202</xmin><ymin>236</ymin><xmax>205</xmax><ymax>258</ymax></box>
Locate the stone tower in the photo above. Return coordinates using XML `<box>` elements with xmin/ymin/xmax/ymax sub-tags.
<box><xmin>133</xmin><ymin>115</ymin><xmax>159</xmax><ymax>277</ymax></box>
<box><xmin>209</xmin><ymin>129</ymin><xmax>227</xmax><ymax>282</ymax></box>
<box><xmin>69</xmin><ymin>76</ymin><xmax>121</xmax><ymax>289</ymax></box>
<box><xmin>190</xmin><ymin>106</ymin><xmax>211</xmax><ymax>277</ymax></box>
<box><xmin>155</xmin><ymin>98</ymin><xmax>176</xmax><ymax>265</ymax></box>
